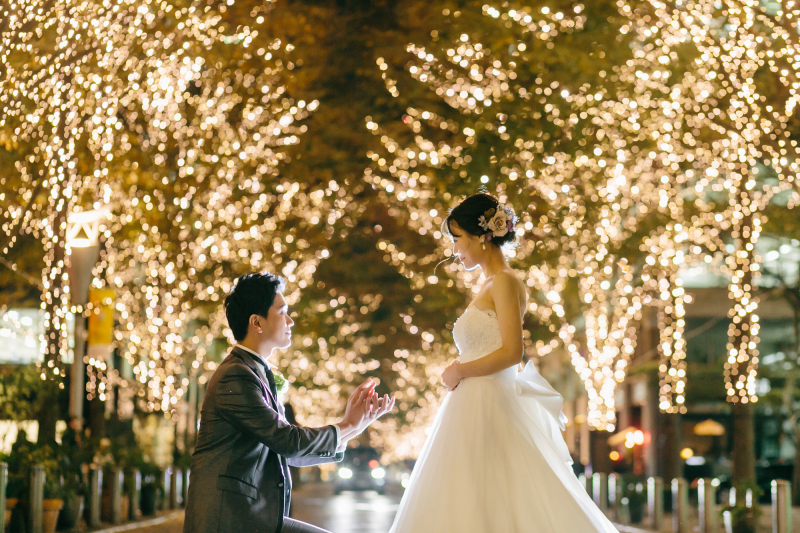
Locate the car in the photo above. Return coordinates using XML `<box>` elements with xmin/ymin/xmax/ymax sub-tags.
<box><xmin>334</xmin><ymin>446</ymin><xmax>386</xmax><ymax>495</ymax></box>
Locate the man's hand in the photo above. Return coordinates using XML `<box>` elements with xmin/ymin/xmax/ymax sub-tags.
<box><xmin>339</xmin><ymin>379</ymin><xmax>375</xmax><ymax>436</ymax></box>
<box><xmin>442</xmin><ymin>361</ymin><xmax>462</xmax><ymax>391</ymax></box>
<box><xmin>337</xmin><ymin>379</ymin><xmax>395</xmax><ymax>443</ymax></box>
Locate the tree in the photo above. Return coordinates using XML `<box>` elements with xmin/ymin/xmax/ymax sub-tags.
<box><xmin>362</xmin><ymin>0</ymin><xmax>685</xmax><ymax>439</ymax></box>
<box><xmin>0</xmin><ymin>0</ymin><xmax>330</xmax><ymax>431</ymax></box>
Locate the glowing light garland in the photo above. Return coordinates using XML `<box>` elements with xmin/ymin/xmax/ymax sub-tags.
<box><xmin>366</xmin><ymin>0</ymin><xmax>800</xmax><ymax>437</ymax></box>
<box><xmin>624</xmin><ymin>0</ymin><xmax>800</xmax><ymax>403</ymax></box>
<box><xmin>0</xmin><ymin>0</ymin><xmax>335</xmax><ymax>415</ymax></box>
<box><xmin>367</xmin><ymin>3</ymin><xmax>659</xmax><ymax>433</ymax></box>
<box><xmin>5</xmin><ymin>0</ymin><xmax>800</xmax><ymax>457</ymax></box>
<box><xmin>644</xmin><ymin>224</ymin><xmax>691</xmax><ymax>413</ymax></box>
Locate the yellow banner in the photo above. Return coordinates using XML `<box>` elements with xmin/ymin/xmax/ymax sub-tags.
<box><xmin>88</xmin><ymin>288</ymin><xmax>114</xmax><ymax>347</ymax></box>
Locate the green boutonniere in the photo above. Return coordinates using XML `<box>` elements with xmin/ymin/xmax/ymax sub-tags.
<box><xmin>272</xmin><ymin>371</ymin><xmax>289</xmax><ymax>396</ymax></box>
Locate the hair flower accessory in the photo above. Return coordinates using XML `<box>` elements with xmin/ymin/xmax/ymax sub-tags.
<box><xmin>478</xmin><ymin>204</ymin><xmax>515</xmax><ymax>238</ymax></box>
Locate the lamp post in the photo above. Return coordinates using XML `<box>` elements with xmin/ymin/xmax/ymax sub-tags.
<box><xmin>66</xmin><ymin>208</ymin><xmax>108</xmax><ymax>429</ymax></box>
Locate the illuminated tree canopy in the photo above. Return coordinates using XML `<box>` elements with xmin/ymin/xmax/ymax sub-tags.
<box><xmin>3</xmin><ymin>0</ymin><xmax>800</xmax><ymax>462</ymax></box>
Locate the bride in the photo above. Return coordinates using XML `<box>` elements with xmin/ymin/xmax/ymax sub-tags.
<box><xmin>389</xmin><ymin>193</ymin><xmax>618</xmax><ymax>533</ymax></box>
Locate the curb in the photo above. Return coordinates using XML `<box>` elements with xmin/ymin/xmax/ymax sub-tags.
<box><xmin>614</xmin><ymin>524</ymin><xmax>651</xmax><ymax>533</ymax></box>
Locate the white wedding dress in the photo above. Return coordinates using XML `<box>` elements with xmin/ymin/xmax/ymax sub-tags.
<box><xmin>389</xmin><ymin>306</ymin><xmax>619</xmax><ymax>533</ymax></box>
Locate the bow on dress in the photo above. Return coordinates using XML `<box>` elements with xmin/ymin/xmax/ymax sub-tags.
<box><xmin>514</xmin><ymin>361</ymin><xmax>573</xmax><ymax>465</ymax></box>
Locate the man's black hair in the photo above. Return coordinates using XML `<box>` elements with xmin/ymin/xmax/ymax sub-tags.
<box><xmin>224</xmin><ymin>272</ymin><xmax>286</xmax><ymax>342</ymax></box>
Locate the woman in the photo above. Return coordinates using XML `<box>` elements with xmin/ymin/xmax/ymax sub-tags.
<box><xmin>389</xmin><ymin>193</ymin><xmax>618</xmax><ymax>533</ymax></box>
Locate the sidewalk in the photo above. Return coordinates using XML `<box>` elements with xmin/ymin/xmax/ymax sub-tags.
<box><xmin>91</xmin><ymin>511</ymin><xmax>184</xmax><ymax>533</ymax></box>
<box><xmin>80</xmin><ymin>502</ymin><xmax>800</xmax><ymax>533</ymax></box>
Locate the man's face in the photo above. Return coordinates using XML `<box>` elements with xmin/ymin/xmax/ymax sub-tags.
<box><xmin>255</xmin><ymin>292</ymin><xmax>294</xmax><ymax>349</ymax></box>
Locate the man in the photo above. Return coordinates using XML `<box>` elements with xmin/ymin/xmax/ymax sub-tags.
<box><xmin>185</xmin><ymin>272</ymin><xmax>394</xmax><ymax>533</ymax></box>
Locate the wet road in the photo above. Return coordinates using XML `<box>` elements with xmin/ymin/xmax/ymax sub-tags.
<box><xmin>290</xmin><ymin>483</ymin><xmax>402</xmax><ymax>533</ymax></box>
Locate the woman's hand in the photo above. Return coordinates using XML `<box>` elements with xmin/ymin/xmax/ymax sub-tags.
<box><xmin>365</xmin><ymin>390</ymin><xmax>395</xmax><ymax>423</ymax></box>
<box><xmin>442</xmin><ymin>361</ymin><xmax>463</xmax><ymax>391</ymax></box>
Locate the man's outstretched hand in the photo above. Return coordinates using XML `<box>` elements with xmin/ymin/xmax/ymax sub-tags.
<box><xmin>337</xmin><ymin>379</ymin><xmax>396</xmax><ymax>443</ymax></box>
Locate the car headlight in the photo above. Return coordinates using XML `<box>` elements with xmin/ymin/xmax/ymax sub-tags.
<box><xmin>338</xmin><ymin>467</ymin><xmax>353</xmax><ymax>479</ymax></box>
<box><xmin>371</xmin><ymin>467</ymin><xmax>385</xmax><ymax>479</ymax></box>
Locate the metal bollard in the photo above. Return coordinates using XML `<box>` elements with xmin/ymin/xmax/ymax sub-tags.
<box><xmin>162</xmin><ymin>467</ymin><xmax>172</xmax><ymax>510</ymax></box>
<box><xmin>723</xmin><ymin>510</ymin><xmax>734</xmax><ymax>533</ymax></box>
<box><xmin>608</xmin><ymin>473</ymin><xmax>621</xmax><ymax>521</ymax></box>
<box><xmin>29</xmin><ymin>465</ymin><xmax>44</xmax><ymax>533</ymax></box>
<box><xmin>619</xmin><ymin>496</ymin><xmax>632</xmax><ymax>525</ymax></box>
<box><xmin>672</xmin><ymin>478</ymin><xmax>689</xmax><ymax>533</ymax></box>
<box><xmin>169</xmin><ymin>468</ymin><xmax>181</xmax><ymax>509</ymax></box>
<box><xmin>772</xmin><ymin>480</ymin><xmax>792</xmax><ymax>533</ymax></box>
<box><xmin>729</xmin><ymin>486</ymin><xmax>737</xmax><ymax>507</ymax></box>
<box><xmin>578</xmin><ymin>473</ymin><xmax>587</xmax><ymax>495</ymax></box>
<box><xmin>698</xmin><ymin>478</ymin><xmax>717</xmax><ymax>533</ymax></box>
<box><xmin>89</xmin><ymin>466</ymin><xmax>102</xmax><ymax>528</ymax></box>
<box><xmin>182</xmin><ymin>469</ymin><xmax>190</xmax><ymax>508</ymax></box>
<box><xmin>111</xmin><ymin>467</ymin><xmax>123</xmax><ymax>524</ymax></box>
<box><xmin>0</xmin><ymin>462</ymin><xmax>7</xmax><ymax>533</ymax></box>
<box><xmin>647</xmin><ymin>477</ymin><xmax>664</xmax><ymax>530</ymax></box>
<box><xmin>130</xmin><ymin>468</ymin><xmax>141</xmax><ymax>520</ymax></box>
<box><xmin>593</xmin><ymin>473</ymin><xmax>608</xmax><ymax>514</ymax></box>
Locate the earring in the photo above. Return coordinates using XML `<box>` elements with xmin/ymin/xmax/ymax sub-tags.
<box><xmin>480</xmin><ymin>235</ymin><xmax>486</xmax><ymax>250</ymax></box>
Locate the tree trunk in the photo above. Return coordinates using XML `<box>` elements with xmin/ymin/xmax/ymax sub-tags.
<box><xmin>732</xmin><ymin>401</ymin><xmax>756</xmax><ymax>482</ymax></box>
<box><xmin>88</xmin><ymin>395</ymin><xmax>106</xmax><ymax>440</ymax></box>
<box><xmin>659</xmin><ymin>410</ymin><xmax>683</xmax><ymax>483</ymax></box>
<box><xmin>731</xmin><ymin>400</ymin><xmax>756</xmax><ymax>533</ymax></box>
<box><xmin>725</xmin><ymin>205</ymin><xmax>758</xmax><ymax>532</ymax></box>
<box><xmin>38</xmin><ymin>104</ymin><xmax>72</xmax><ymax>446</ymax></box>
<box><xmin>794</xmin><ymin>431</ymin><xmax>800</xmax><ymax>506</ymax></box>
<box><xmin>36</xmin><ymin>386</ymin><xmax>59</xmax><ymax>444</ymax></box>
<box><xmin>792</xmin><ymin>308</ymin><xmax>800</xmax><ymax>505</ymax></box>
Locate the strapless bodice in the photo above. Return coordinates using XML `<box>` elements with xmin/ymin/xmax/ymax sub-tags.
<box><xmin>453</xmin><ymin>306</ymin><xmax>515</xmax><ymax>378</ymax></box>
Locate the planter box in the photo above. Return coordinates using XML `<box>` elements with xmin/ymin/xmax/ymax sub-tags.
<box><xmin>42</xmin><ymin>499</ymin><xmax>63</xmax><ymax>533</ymax></box>
<box><xmin>56</xmin><ymin>495</ymin><xmax>84</xmax><ymax>531</ymax></box>
<box><xmin>121</xmin><ymin>494</ymin><xmax>130</xmax><ymax>522</ymax></box>
<box><xmin>140</xmin><ymin>485</ymin><xmax>159</xmax><ymax>516</ymax></box>
<box><xmin>4</xmin><ymin>498</ymin><xmax>18</xmax><ymax>528</ymax></box>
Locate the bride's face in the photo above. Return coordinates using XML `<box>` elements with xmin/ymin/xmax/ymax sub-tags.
<box><xmin>449</xmin><ymin>220</ymin><xmax>482</xmax><ymax>271</ymax></box>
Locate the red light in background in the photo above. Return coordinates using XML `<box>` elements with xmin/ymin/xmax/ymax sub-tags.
<box><xmin>369</xmin><ymin>460</ymin><xmax>380</xmax><ymax>469</ymax></box>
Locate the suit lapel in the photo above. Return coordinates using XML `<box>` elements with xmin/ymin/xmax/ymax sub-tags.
<box><xmin>230</xmin><ymin>347</ymin><xmax>279</xmax><ymax>410</ymax></box>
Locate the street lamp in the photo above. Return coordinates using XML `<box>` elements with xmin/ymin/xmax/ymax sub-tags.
<box><xmin>67</xmin><ymin>208</ymin><xmax>109</xmax><ymax>428</ymax></box>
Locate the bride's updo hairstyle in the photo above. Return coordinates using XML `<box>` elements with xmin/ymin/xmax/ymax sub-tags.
<box><xmin>442</xmin><ymin>193</ymin><xmax>518</xmax><ymax>248</ymax></box>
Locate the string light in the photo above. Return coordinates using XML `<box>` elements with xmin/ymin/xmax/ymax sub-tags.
<box><xmin>0</xmin><ymin>0</ymin><xmax>333</xmax><ymax>415</ymax></box>
<box><xmin>644</xmin><ymin>225</ymin><xmax>688</xmax><ymax>413</ymax></box>
<box><xmin>620</xmin><ymin>0</ymin><xmax>800</xmax><ymax>403</ymax></box>
<box><xmin>364</xmin><ymin>0</ymin><xmax>800</xmax><ymax>440</ymax></box>
<box><xmin>366</xmin><ymin>3</ymin><xmax>656</xmax><ymax>434</ymax></box>
<box><xmin>5</xmin><ymin>0</ymin><xmax>800</xmax><ymax>458</ymax></box>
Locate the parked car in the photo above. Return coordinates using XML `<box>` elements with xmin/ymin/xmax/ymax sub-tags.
<box><xmin>334</xmin><ymin>447</ymin><xmax>386</xmax><ymax>495</ymax></box>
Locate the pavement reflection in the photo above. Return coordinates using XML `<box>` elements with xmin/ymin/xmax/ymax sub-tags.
<box><xmin>290</xmin><ymin>483</ymin><xmax>402</xmax><ymax>533</ymax></box>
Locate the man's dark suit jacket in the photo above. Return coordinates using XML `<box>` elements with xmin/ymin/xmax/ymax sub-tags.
<box><xmin>184</xmin><ymin>346</ymin><xmax>344</xmax><ymax>533</ymax></box>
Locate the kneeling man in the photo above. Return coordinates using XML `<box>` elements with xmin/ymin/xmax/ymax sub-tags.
<box><xmin>185</xmin><ymin>272</ymin><xmax>393</xmax><ymax>533</ymax></box>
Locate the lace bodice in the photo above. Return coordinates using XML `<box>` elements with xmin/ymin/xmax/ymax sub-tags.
<box><xmin>453</xmin><ymin>306</ymin><xmax>504</xmax><ymax>364</ymax></box>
